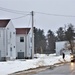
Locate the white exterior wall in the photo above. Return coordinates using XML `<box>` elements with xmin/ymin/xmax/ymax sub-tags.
<box><xmin>0</xmin><ymin>28</ymin><xmax>6</xmax><ymax>58</ymax></box>
<box><xmin>27</xmin><ymin>29</ymin><xmax>32</xmax><ymax>58</ymax></box>
<box><xmin>6</xmin><ymin>21</ymin><xmax>16</xmax><ymax>59</ymax></box>
<box><xmin>16</xmin><ymin>29</ymin><xmax>32</xmax><ymax>58</ymax></box>
<box><xmin>56</xmin><ymin>41</ymin><xmax>66</xmax><ymax>55</ymax></box>
<box><xmin>16</xmin><ymin>34</ymin><xmax>26</xmax><ymax>57</ymax></box>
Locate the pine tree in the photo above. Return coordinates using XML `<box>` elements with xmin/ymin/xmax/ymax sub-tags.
<box><xmin>47</xmin><ymin>30</ymin><xmax>55</xmax><ymax>53</ymax></box>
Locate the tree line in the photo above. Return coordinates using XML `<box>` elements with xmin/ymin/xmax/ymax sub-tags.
<box><xmin>34</xmin><ymin>23</ymin><xmax>75</xmax><ymax>54</ymax></box>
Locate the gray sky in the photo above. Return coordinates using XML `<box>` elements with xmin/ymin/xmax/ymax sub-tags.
<box><xmin>0</xmin><ymin>0</ymin><xmax>75</xmax><ymax>35</ymax></box>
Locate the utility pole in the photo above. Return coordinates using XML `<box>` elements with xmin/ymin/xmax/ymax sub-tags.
<box><xmin>31</xmin><ymin>11</ymin><xmax>34</xmax><ymax>59</ymax></box>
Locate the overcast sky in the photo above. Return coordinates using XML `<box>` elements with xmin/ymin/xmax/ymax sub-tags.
<box><xmin>0</xmin><ymin>0</ymin><xmax>75</xmax><ymax>35</ymax></box>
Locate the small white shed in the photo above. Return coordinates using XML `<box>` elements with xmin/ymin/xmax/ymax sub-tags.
<box><xmin>55</xmin><ymin>41</ymin><xmax>66</xmax><ymax>55</ymax></box>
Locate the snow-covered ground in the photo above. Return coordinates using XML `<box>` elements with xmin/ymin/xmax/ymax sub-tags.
<box><xmin>0</xmin><ymin>53</ymin><xmax>71</xmax><ymax>75</ymax></box>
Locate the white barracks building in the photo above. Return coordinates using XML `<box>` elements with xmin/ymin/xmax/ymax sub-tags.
<box><xmin>16</xmin><ymin>28</ymin><xmax>32</xmax><ymax>59</ymax></box>
<box><xmin>0</xmin><ymin>19</ymin><xmax>16</xmax><ymax>60</ymax></box>
<box><xmin>0</xmin><ymin>19</ymin><xmax>32</xmax><ymax>61</ymax></box>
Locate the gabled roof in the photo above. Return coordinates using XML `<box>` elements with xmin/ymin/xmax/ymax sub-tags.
<box><xmin>16</xmin><ymin>28</ymin><xmax>30</xmax><ymax>34</ymax></box>
<box><xmin>0</xmin><ymin>19</ymin><xmax>10</xmax><ymax>27</ymax></box>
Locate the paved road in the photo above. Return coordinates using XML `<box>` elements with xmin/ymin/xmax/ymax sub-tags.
<box><xmin>30</xmin><ymin>62</ymin><xmax>75</xmax><ymax>75</ymax></box>
<box><xmin>10</xmin><ymin>62</ymin><xmax>75</xmax><ymax>75</ymax></box>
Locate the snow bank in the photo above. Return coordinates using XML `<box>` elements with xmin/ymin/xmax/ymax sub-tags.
<box><xmin>0</xmin><ymin>54</ymin><xmax>70</xmax><ymax>75</ymax></box>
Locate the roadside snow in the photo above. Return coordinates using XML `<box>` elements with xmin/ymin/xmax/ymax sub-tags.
<box><xmin>0</xmin><ymin>54</ymin><xmax>70</xmax><ymax>75</ymax></box>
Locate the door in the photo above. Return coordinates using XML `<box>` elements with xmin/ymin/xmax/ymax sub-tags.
<box><xmin>18</xmin><ymin>52</ymin><xmax>24</xmax><ymax>59</ymax></box>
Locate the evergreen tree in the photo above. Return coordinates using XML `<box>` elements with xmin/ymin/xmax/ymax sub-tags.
<box><xmin>65</xmin><ymin>24</ymin><xmax>75</xmax><ymax>53</ymax></box>
<box><xmin>34</xmin><ymin>27</ymin><xmax>46</xmax><ymax>53</ymax></box>
<box><xmin>47</xmin><ymin>30</ymin><xmax>55</xmax><ymax>53</ymax></box>
<box><xmin>56</xmin><ymin>27</ymin><xmax>65</xmax><ymax>41</ymax></box>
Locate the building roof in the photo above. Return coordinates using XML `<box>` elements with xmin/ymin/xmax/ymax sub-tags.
<box><xmin>16</xmin><ymin>28</ymin><xmax>31</xmax><ymax>34</ymax></box>
<box><xmin>0</xmin><ymin>19</ymin><xmax>10</xmax><ymax>27</ymax></box>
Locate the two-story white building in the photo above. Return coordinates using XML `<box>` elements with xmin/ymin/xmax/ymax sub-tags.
<box><xmin>0</xmin><ymin>19</ymin><xmax>33</xmax><ymax>61</ymax></box>
<box><xmin>16</xmin><ymin>28</ymin><xmax>32</xmax><ymax>59</ymax></box>
<box><xmin>0</xmin><ymin>19</ymin><xmax>16</xmax><ymax>61</ymax></box>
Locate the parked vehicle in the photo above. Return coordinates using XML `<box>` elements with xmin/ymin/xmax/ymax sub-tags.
<box><xmin>70</xmin><ymin>53</ymin><xmax>75</xmax><ymax>62</ymax></box>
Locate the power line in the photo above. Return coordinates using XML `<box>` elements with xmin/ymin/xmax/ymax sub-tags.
<box><xmin>0</xmin><ymin>6</ymin><xmax>75</xmax><ymax>18</ymax></box>
<box><xmin>11</xmin><ymin>14</ymin><xmax>30</xmax><ymax>20</ymax></box>
<box><xmin>0</xmin><ymin>7</ymin><xmax>30</xmax><ymax>15</ymax></box>
<box><xmin>35</xmin><ymin>12</ymin><xmax>75</xmax><ymax>17</ymax></box>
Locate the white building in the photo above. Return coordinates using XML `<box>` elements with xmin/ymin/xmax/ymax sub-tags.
<box><xmin>55</xmin><ymin>41</ymin><xmax>71</xmax><ymax>55</ymax></box>
<box><xmin>16</xmin><ymin>28</ymin><xmax>32</xmax><ymax>59</ymax></box>
<box><xmin>0</xmin><ymin>19</ymin><xmax>33</xmax><ymax>61</ymax></box>
<box><xmin>0</xmin><ymin>19</ymin><xmax>16</xmax><ymax>61</ymax></box>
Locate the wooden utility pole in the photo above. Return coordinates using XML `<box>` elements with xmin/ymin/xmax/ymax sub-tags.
<box><xmin>31</xmin><ymin>11</ymin><xmax>34</xmax><ymax>58</ymax></box>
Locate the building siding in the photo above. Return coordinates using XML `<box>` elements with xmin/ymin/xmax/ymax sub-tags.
<box><xmin>16</xmin><ymin>34</ymin><xmax>26</xmax><ymax>58</ymax></box>
<box><xmin>0</xmin><ymin>28</ymin><xmax>6</xmax><ymax>58</ymax></box>
<box><xmin>16</xmin><ymin>28</ymin><xmax>32</xmax><ymax>58</ymax></box>
<box><xmin>27</xmin><ymin>33</ymin><xmax>32</xmax><ymax>58</ymax></box>
<box><xmin>6</xmin><ymin>21</ymin><xmax>16</xmax><ymax>60</ymax></box>
<box><xmin>0</xmin><ymin>19</ymin><xmax>33</xmax><ymax>60</ymax></box>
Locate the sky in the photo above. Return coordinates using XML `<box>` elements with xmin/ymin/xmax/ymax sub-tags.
<box><xmin>0</xmin><ymin>0</ymin><xmax>75</xmax><ymax>35</ymax></box>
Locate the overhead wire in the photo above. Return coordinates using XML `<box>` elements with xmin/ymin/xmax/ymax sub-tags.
<box><xmin>11</xmin><ymin>14</ymin><xmax>30</xmax><ymax>20</ymax></box>
<box><xmin>35</xmin><ymin>12</ymin><xmax>75</xmax><ymax>18</ymax></box>
<box><xmin>0</xmin><ymin>6</ymin><xmax>30</xmax><ymax>15</ymax></box>
<box><xmin>0</xmin><ymin>6</ymin><xmax>75</xmax><ymax>18</ymax></box>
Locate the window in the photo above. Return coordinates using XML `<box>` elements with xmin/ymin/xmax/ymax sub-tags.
<box><xmin>20</xmin><ymin>37</ymin><xmax>24</xmax><ymax>42</ymax></box>
<box><xmin>7</xmin><ymin>28</ymin><xmax>9</xmax><ymax>30</ymax></box>
<box><xmin>6</xmin><ymin>52</ymin><xmax>8</xmax><ymax>55</ymax></box>
<box><xmin>14</xmin><ymin>46</ymin><xmax>15</xmax><ymax>48</ymax></box>
<box><xmin>31</xmin><ymin>37</ymin><xmax>32</xmax><ymax>43</ymax></box>
<box><xmin>10</xmin><ymin>47</ymin><xmax>12</xmax><ymax>57</ymax></box>
<box><xmin>13</xmin><ymin>32</ymin><xmax>15</xmax><ymax>34</ymax></box>
<box><xmin>10</xmin><ymin>32</ymin><xmax>11</xmax><ymax>38</ymax></box>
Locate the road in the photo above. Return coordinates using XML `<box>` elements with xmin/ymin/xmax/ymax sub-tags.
<box><xmin>29</xmin><ymin>62</ymin><xmax>75</xmax><ymax>75</ymax></box>
<box><xmin>10</xmin><ymin>62</ymin><xmax>75</xmax><ymax>75</ymax></box>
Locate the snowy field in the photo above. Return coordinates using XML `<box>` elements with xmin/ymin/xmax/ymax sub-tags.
<box><xmin>0</xmin><ymin>53</ymin><xmax>71</xmax><ymax>75</ymax></box>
